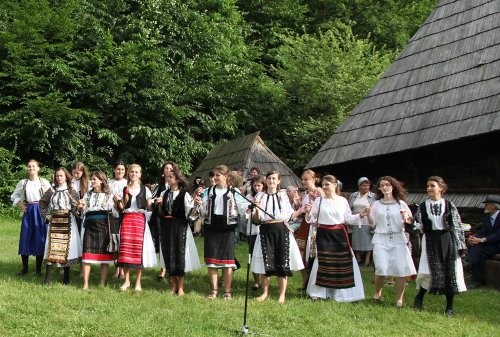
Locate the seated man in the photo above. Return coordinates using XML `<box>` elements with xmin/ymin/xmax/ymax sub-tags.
<box><xmin>467</xmin><ymin>195</ymin><xmax>500</xmax><ymax>288</ymax></box>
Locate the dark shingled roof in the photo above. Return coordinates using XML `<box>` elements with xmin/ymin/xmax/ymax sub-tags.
<box><xmin>306</xmin><ymin>0</ymin><xmax>500</xmax><ymax>170</ymax></box>
<box><xmin>190</xmin><ymin>132</ymin><xmax>301</xmax><ymax>188</ymax></box>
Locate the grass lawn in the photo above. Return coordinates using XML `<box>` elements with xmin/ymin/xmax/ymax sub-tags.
<box><xmin>0</xmin><ymin>216</ymin><xmax>498</xmax><ymax>337</ymax></box>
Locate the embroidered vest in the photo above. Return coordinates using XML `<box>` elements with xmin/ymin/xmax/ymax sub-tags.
<box><xmin>420</xmin><ymin>199</ymin><xmax>453</xmax><ymax>233</ymax></box>
<box><xmin>204</xmin><ymin>186</ymin><xmax>239</xmax><ymax>226</ymax></box>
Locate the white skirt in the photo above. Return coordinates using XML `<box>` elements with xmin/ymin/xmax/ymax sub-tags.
<box><xmin>373</xmin><ymin>242</ymin><xmax>416</xmax><ymax>277</ymax></box>
<box><xmin>184</xmin><ymin>228</ymin><xmax>201</xmax><ymax>272</ymax></box>
<box><xmin>159</xmin><ymin>242</ymin><xmax>165</xmax><ymax>269</ymax></box>
<box><xmin>251</xmin><ymin>232</ymin><xmax>304</xmax><ymax>274</ymax></box>
<box><xmin>159</xmin><ymin>229</ymin><xmax>201</xmax><ymax>272</ymax></box>
<box><xmin>44</xmin><ymin>215</ymin><xmax>82</xmax><ymax>266</ymax></box>
<box><xmin>307</xmin><ymin>249</ymin><xmax>365</xmax><ymax>302</ymax></box>
<box><xmin>303</xmin><ymin>225</ymin><xmax>314</xmax><ymax>265</ymax></box>
<box><xmin>142</xmin><ymin>223</ymin><xmax>158</xmax><ymax>268</ymax></box>
<box><xmin>416</xmin><ymin>234</ymin><xmax>466</xmax><ymax>292</ymax></box>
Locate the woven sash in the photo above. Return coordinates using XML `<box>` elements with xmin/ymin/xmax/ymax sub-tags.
<box><xmin>46</xmin><ymin>212</ymin><xmax>72</xmax><ymax>264</ymax></box>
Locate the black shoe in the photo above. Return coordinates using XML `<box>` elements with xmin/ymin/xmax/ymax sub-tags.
<box><xmin>413</xmin><ymin>296</ymin><xmax>423</xmax><ymax>310</ymax></box>
<box><xmin>468</xmin><ymin>281</ymin><xmax>482</xmax><ymax>289</ymax></box>
<box><xmin>16</xmin><ymin>269</ymin><xmax>28</xmax><ymax>276</ymax></box>
<box><xmin>62</xmin><ymin>267</ymin><xmax>70</xmax><ymax>285</ymax></box>
<box><xmin>444</xmin><ymin>309</ymin><xmax>454</xmax><ymax>317</ymax></box>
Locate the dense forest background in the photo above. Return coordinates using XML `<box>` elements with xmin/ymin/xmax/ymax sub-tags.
<box><xmin>0</xmin><ymin>0</ymin><xmax>438</xmax><ymax>205</ymax></box>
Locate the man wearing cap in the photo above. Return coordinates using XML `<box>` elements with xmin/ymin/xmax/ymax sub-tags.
<box><xmin>467</xmin><ymin>195</ymin><xmax>500</xmax><ymax>289</ymax></box>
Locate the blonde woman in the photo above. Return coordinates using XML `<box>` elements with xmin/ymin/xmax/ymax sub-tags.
<box><xmin>116</xmin><ymin>164</ymin><xmax>157</xmax><ymax>291</ymax></box>
<box><xmin>296</xmin><ymin>169</ymin><xmax>324</xmax><ymax>290</ymax></box>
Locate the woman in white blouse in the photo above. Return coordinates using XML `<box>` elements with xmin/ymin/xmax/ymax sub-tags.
<box><xmin>413</xmin><ymin>176</ymin><xmax>466</xmax><ymax>317</ymax></box>
<box><xmin>296</xmin><ymin>169</ymin><xmax>324</xmax><ymax>291</ymax></box>
<box><xmin>71</xmin><ymin>162</ymin><xmax>91</xmax><ymax>235</ymax></box>
<box><xmin>304</xmin><ymin>175</ymin><xmax>369</xmax><ymax>302</ymax></box>
<box><xmin>11</xmin><ymin>159</ymin><xmax>50</xmax><ymax>275</ymax></box>
<box><xmin>251</xmin><ymin>170</ymin><xmax>305</xmax><ymax>303</ymax></box>
<box><xmin>367</xmin><ymin>176</ymin><xmax>416</xmax><ymax>308</ymax></box>
<box><xmin>40</xmin><ymin>167</ymin><xmax>83</xmax><ymax>285</ymax></box>
<box><xmin>79</xmin><ymin>171</ymin><xmax>115</xmax><ymax>290</ymax></box>
<box><xmin>194</xmin><ymin>165</ymin><xmax>249</xmax><ymax>300</ymax></box>
<box><xmin>157</xmin><ymin>168</ymin><xmax>200</xmax><ymax>296</ymax></box>
<box><xmin>116</xmin><ymin>164</ymin><xmax>157</xmax><ymax>291</ymax></box>
<box><xmin>108</xmin><ymin>161</ymin><xmax>127</xmax><ymax>279</ymax></box>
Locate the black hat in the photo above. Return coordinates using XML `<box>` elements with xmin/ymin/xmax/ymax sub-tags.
<box><xmin>482</xmin><ymin>195</ymin><xmax>500</xmax><ymax>204</ymax></box>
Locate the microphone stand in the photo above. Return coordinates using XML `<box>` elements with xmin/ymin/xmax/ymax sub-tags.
<box><xmin>230</xmin><ymin>187</ymin><xmax>274</xmax><ymax>336</ymax></box>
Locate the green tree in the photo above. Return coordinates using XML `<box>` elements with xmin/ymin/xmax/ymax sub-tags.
<box><xmin>306</xmin><ymin>0</ymin><xmax>439</xmax><ymax>50</ymax></box>
<box><xmin>0</xmin><ymin>0</ymin><xmax>107</xmax><ymax>169</ymax></box>
<box><xmin>0</xmin><ymin>0</ymin><xmax>273</xmax><ymax>180</ymax></box>
<box><xmin>265</xmin><ymin>26</ymin><xmax>393</xmax><ymax>171</ymax></box>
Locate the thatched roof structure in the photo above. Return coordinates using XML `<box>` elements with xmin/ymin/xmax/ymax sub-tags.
<box><xmin>306</xmin><ymin>0</ymin><xmax>499</xmax><ymax>170</ymax></box>
<box><xmin>191</xmin><ymin>132</ymin><xmax>301</xmax><ymax>188</ymax></box>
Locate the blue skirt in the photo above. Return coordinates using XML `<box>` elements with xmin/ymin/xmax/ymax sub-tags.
<box><xmin>19</xmin><ymin>203</ymin><xmax>47</xmax><ymax>256</ymax></box>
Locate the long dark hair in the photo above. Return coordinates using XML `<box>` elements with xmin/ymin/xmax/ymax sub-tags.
<box><xmin>250</xmin><ymin>175</ymin><xmax>267</xmax><ymax>197</ymax></box>
<box><xmin>158</xmin><ymin>161</ymin><xmax>179</xmax><ymax>184</ymax></box>
<box><xmin>112</xmin><ymin>160</ymin><xmax>126</xmax><ymax>180</ymax></box>
<box><xmin>53</xmin><ymin>167</ymin><xmax>72</xmax><ymax>189</ymax></box>
<box><xmin>168</xmin><ymin>168</ymin><xmax>190</xmax><ymax>193</ymax></box>
<box><xmin>91</xmin><ymin>171</ymin><xmax>110</xmax><ymax>193</ymax></box>
<box><xmin>375</xmin><ymin>176</ymin><xmax>408</xmax><ymax>202</ymax></box>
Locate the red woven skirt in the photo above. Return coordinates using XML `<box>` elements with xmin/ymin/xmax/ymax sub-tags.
<box><xmin>117</xmin><ymin>212</ymin><xmax>145</xmax><ymax>269</ymax></box>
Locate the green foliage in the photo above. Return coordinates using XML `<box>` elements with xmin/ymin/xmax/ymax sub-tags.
<box><xmin>0</xmin><ymin>0</ymin><xmax>267</xmax><ymax>178</ymax></box>
<box><xmin>305</xmin><ymin>0</ymin><xmax>440</xmax><ymax>50</ymax></box>
<box><xmin>0</xmin><ymin>148</ymin><xmax>54</xmax><ymax>218</ymax></box>
<box><xmin>0</xmin><ymin>148</ymin><xmax>20</xmax><ymax>214</ymax></box>
<box><xmin>0</xmin><ymin>0</ymin><xmax>439</xmax><ymax>177</ymax></box>
<box><xmin>263</xmin><ymin>27</ymin><xmax>393</xmax><ymax>171</ymax></box>
<box><xmin>236</xmin><ymin>0</ymin><xmax>310</xmax><ymax>52</ymax></box>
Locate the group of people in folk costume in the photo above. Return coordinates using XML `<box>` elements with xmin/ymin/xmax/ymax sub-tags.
<box><xmin>12</xmin><ymin>158</ymin><xmax>497</xmax><ymax>316</ymax></box>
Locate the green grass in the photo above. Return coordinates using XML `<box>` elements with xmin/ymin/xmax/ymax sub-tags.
<box><xmin>0</xmin><ymin>216</ymin><xmax>498</xmax><ymax>337</ymax></box>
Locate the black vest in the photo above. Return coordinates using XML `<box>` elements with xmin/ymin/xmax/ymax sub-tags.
<box><xmin>161</xmin><ymin>189</ymin><xmax>187</xmax><ymax>219</ymax></box>
<box><xmin>123</xmin><ymin>185</ymin><xmax>147</xmax><ymax>210</ymax></box>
